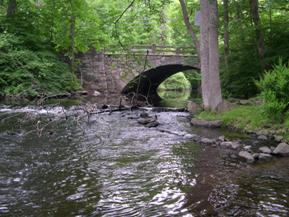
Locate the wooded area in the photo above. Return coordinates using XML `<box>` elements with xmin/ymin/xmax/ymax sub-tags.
<box><xmin>0</xmin><ymin>0</ymin><xmax>289</xmax><ymax>113</ymax></box>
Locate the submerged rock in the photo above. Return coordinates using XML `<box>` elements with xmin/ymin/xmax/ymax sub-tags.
<box><xmin>145</xmin><ymin>121</ymin><xmax>159</xmax><ymax>128</ymax></box>
<box><xmin>200</xmin><ymin>138</ymin><xmax>215</xmax><ymax>145</ymax></box>
<box><xmin>273</xmin><ymin>143</ymin><xmax>289</xmax><ymax>156</ymax></box>
<box><xmin>238</xmin><ymin>151</ymin><xmax>255</xmax><ymax>163</ymax></box>
<box><xmin>258</xmin><ymin>153</ymin><xmax>272</xmax><ymax>161</ymax></box>
<box><xmin>138</xmin><ymin>115</ymin><xmax>157</xmax><ymax>124</ymax></box>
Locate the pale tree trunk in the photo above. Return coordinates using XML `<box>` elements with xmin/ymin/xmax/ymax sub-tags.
<box><xmin>6</xmin><ymin>0</ymin><xmax>17</xmax><ymax>17</ymax></box>
<box><xmin>179</xmin><ymin>0</ymin><xmax>200</xmax><ymax>59</ymax></box>
<box><xmin>249</xmin><ymin>0</ymin><xmax>265</xmax><ymax>70</ymax></box>
<box><xmin>200</xmin><ymin>0</ymin><xmax>222</xmax><ymax>111</ymax></box>
<box><xmin>223</xmin><ymin>0</ymin><xmax>229</xmax><ymax>68</ymax></box>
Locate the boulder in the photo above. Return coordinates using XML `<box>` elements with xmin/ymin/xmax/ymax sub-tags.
<box><xmin>259</xmin><ymin>146</ymin><xmax>272</xmax><ymax>154</ymax></box>
<box><xmin>257</xmin><ymin>135</ymin><xmax>268</xmax><ymax>140</ymax></box>
<box><xmin>243</xmin><ymin>145</ymin><xmax>252</xmax><ymax>151</ymax></box>
<box><xmin>238</xmin><ymin>151</ymin><xmax>255</xmax><ymax>163</ymax></box>
<box><xmin>273</xmin><ymin>143</ymin><xmax>289</xmax><ymax>156</ymax></box>
<box><xmin>218</xmin><ymin>135</ymin><xmax>226</xmax><ymax>142</ymax></box>
<box><xmin>220</xmin><ymin>141</ymin><xmax>240</xmax><ymax>150</ymax></box>
<box><xmin>253</xmin><ymin>153</ymin><xmax>260</xmax><ymax>159</ymax></box>
<box><xmin>274</xmin><ymin>135</ymin><xmax>283</xmax><ymax>142</ymax></box>
<box><xmin>191</xmin><ymin>118</ymin><xmax>222</xmax><ymax>128</ymax></box>
<box><xmin>184</xmin><ymin>134</ymin><xmax>196</xmax><ymax>139</ymax></box>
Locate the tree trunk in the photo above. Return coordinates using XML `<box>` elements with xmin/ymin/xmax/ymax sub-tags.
<box><xmin>234</xmin><ymin>0</ymin><xmax>245</xmax><ymax>43</ymax></box>
<box><xmin>6</xmin><ymin>0</ymin><xmax>17</xmax><ymax>17</ymax></box>
<box><xmin>249</xmin><ymin>0</ymin><xmax>265</xmax><ymax>70</ymax></box>
<box><xmin>223</xmin><ymin>0</ymin><xmax>229</xmax><ymax>68</ymax></box>
<box><xmin>200</xmin><ymin>0</ymin><xmax>222</xmax><ymax>111</ymax></box>
<box><xmin>179</xmin><ymin>0</ymin><xmax>200</xmax><ymax>59</ymax></box>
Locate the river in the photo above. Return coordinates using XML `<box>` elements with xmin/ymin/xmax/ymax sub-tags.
<box><xmin>0</xmin><ymin>95</ymin><xmax>289</xmax><ymax>216</ymax></box>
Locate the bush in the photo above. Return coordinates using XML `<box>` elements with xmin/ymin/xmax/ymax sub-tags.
<box><xmin>0</xmin><ymin>32</ymin><xmax>81</xmax><ymax>98</ymax></box>
<box><xmin>257</xmin><ymin>60</ymin><xmax>289</xmax><ymax>122</ymax></box>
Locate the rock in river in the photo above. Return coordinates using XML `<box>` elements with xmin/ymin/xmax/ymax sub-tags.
<box><xmin>137</xmin><ymin>114</ymin><xmax>159</xmax><ymax>128</ymax></box>
<box><xmin>220</xmin><ymin>141</ymin><xmax>241</xmax><ymax>150</ymax></box>
<box><xmin>184</xmin><ymin>134</ymin><xmax>196</xmax><ymax>140</ymax></box>
<box><xmin>259</xmin><ymin>146</ymin><xmax>272</xmax><ymax>154</ymax></box>
<box><xmin>273</xmin><ymin>143</ymin><xmax>289</xmax><ymax>156</ymax></box>
<box><xmin>238</xmin><ymin>151</ymin><xmax>255</xmax><ymax>163</ymax></box>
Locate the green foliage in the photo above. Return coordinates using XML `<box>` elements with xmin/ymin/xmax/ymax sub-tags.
<box><xmin>1</xmin><ymin>0</ymin><xmax>289</xmax><ymax>102</ymax></box>
<box><xmin>257</xmin><ymin>61</ymin><xmax>289</xmax><ymax>122</ymax></box>
<box><xmin>219</xmin><ymin>0</ymin><xmax>289</xmax><ymax>98</ymax></box>
<box><xmin>197</xmin><ymin>105</ymin><xmax>270</xmax><ymax>130</ymax></box>
<box><xmin>197</xmin><ymin>104</ymin><xmax>289</xmax><ymax>142</ymax></box>
<box><xmin>0</xmin><ymin>32</ymin><xmax>80</xmax><ymax>97</ymax></box>
<box><xmin>158</xmin><ymin>72</ymin><xmax>191</xmax><ymax>90</ymax></box>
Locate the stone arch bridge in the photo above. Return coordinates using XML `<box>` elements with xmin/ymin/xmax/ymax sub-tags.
<box><xmin>79</xmin><ymin>45</ymin><xmax>199</xmax><ymax>98</ymax></box>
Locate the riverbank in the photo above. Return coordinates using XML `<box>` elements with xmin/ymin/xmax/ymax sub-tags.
<box><xmin>195</xmin><ymin>104</ymin><xmax>289</xmax><ymax>142</ymax></box>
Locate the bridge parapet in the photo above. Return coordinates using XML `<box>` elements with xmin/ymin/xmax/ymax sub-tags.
<box><xmin>128</xmin><ymin>44</ymin><xmax>196</xmax><ymax>56</ymax></box>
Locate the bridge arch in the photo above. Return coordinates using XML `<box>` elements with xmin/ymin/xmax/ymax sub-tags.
<box><xmin>121</xmin><ymin>64</ymin><xmax>200</xmax><ymax>98</ymax></box>
<box><xmin>78</xmin><ymin>45</ymin><xmax>200</xmax><ymax>97</ymax></box>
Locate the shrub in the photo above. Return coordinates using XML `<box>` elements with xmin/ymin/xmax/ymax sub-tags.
<box><xmin>0</xmin><ymin>32</ymin><xmax>81</xmax><ymax>98</ymax></box>
<box><xmin>257</xmin><ymin>60</ymin><xmax>289</xmax><ymax>122</ymax></box>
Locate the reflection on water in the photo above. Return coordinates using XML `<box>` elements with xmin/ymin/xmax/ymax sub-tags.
<box><xmin>0</xmin><ymin>107</ymin><xmax>289</xmax><ymax>216</ymax></box>
<box><xmin>156</xmin><ymin>89</ymin><xmax>193</xmax><ymax>108</ymax></box>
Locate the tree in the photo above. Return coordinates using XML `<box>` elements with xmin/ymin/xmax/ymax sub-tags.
<box><xmin>179</xmin><ymin>0</ymin><xmax>200</xmax><ymax>58</ymax></box>
<box><xmin>200</xmin><ymin>0</ymin><xmax>222</xmax><ymax>110</ymax></box>
<box><xmin>179</xmin><ymin>0</ymin><xmax>222</xmax><ymax>110</ymax></box>
<box><xmin>6</xmin><ymin>0</ymin><xmax>17</xmax><ymax>16</ymax></box>
<box><xmin>249</xmin><ymin>0</ymin><xmax>265</xmax><ymax>70</ymax></box>
<box><xmin>223</xmin><ymin>0</ymin><xmax>229</xmax><ymax>68</ymax></box>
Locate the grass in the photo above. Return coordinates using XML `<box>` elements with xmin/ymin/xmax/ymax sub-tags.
<box><xmin>196</xmin><ymin>105</ymin><xmax>289</xmax><ymax>141</ymax></box>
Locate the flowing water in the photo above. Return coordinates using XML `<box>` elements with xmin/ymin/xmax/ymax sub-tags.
<box><xmin>0</xmin><ymin>103</ymin><xmax>289</xmax><ymax>217</ymax></box>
